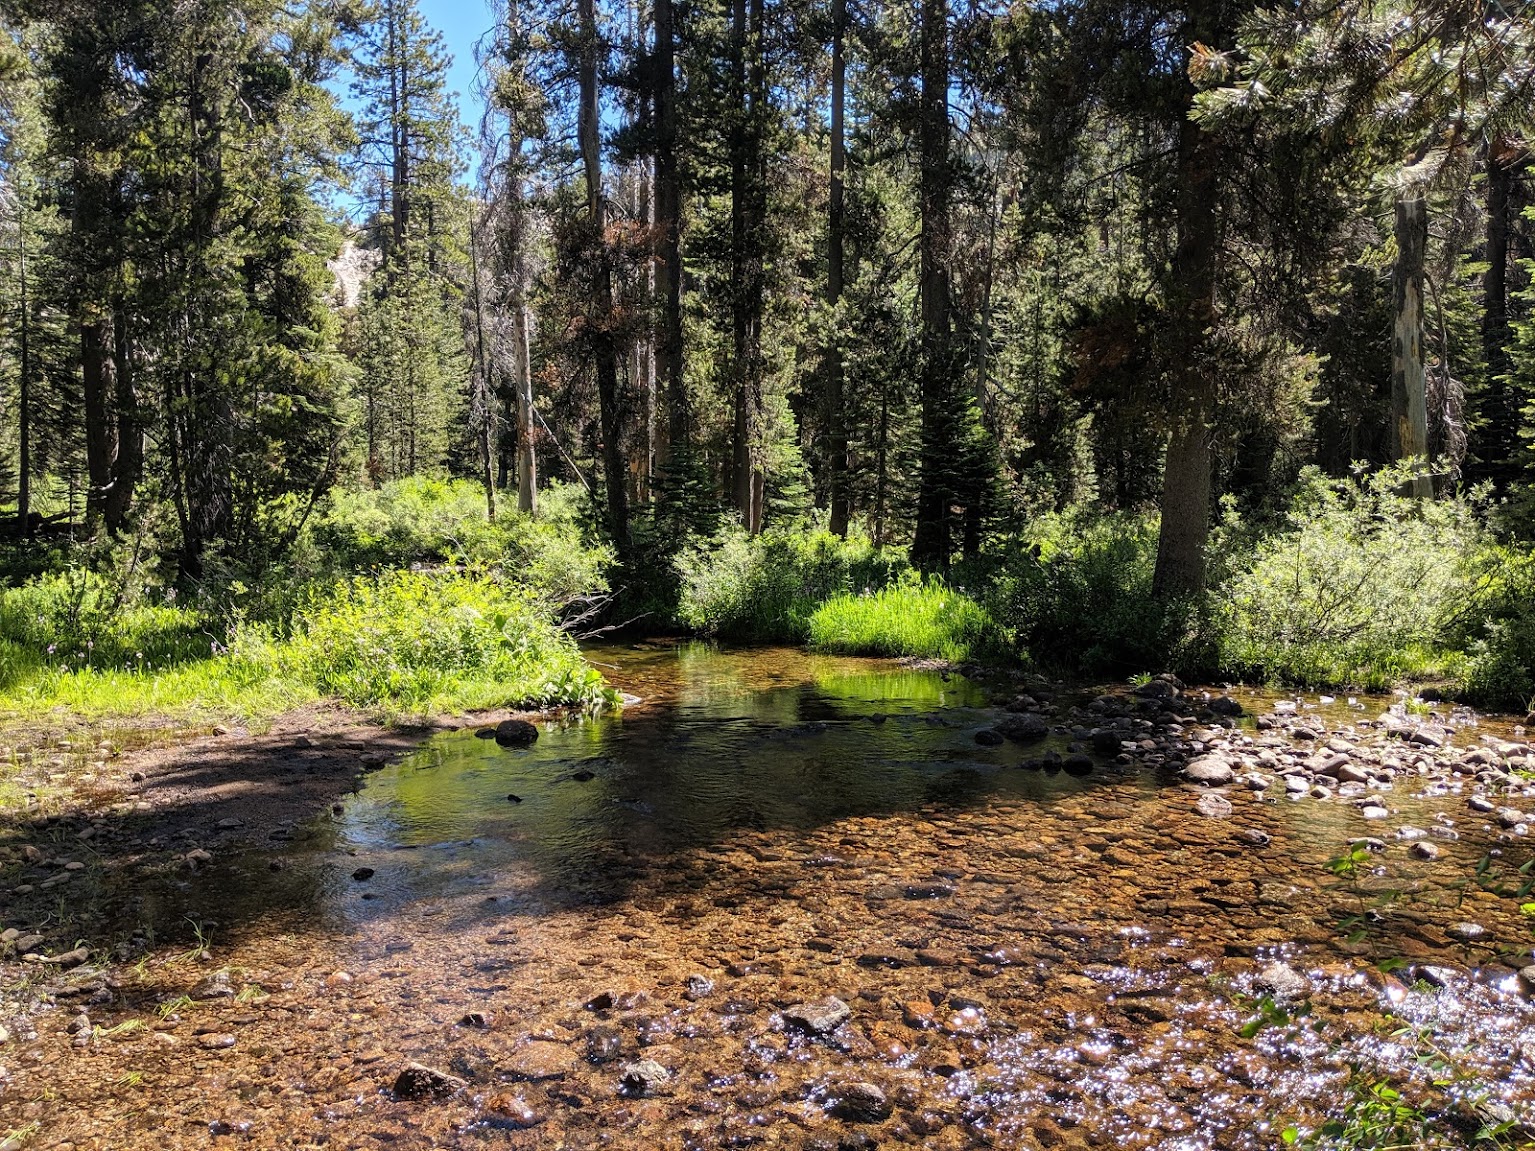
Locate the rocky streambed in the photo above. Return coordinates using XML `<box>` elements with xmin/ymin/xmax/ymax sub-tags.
<box><xmin>2</xmin><ymin>646</ymin><xmax>1534</xmax><ymax>1150</ymax></box>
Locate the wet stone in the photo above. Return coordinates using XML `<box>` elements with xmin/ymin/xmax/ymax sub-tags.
<box><xmin>493</xmin><ymin>719</ymin><xmax>539</xmax><ymax>747</ymax></box>
<box><xmin>484</xmin><ymin>1093</ymin><xmax>543</xmax><ymax>1128</ymax></box>
<box><xmin>619</xmin><ymin>1058</ymin><xmax>670</xmax><ymax>1097</ymax></box>
<box><xmin>996</xmin><ymin>714</ymin><xmax>1049</xmax><ymax>743</ymax></box>
<box><xmin>1195</xmin><ymin>793</ymin><xmax>1233</xmax><ymax>819</ymax></box>
<box><xmin>503</xmin><ymin>1039</ymin><xmax>578</xmax><ymax>1081</ymax></box>
<box><xmin>1257</xmin><ymin>962</ymin><xmax>1310</xmax><ymax>1000</ymax></box>
<box><xmin>585</xmin><ymin>1025</ymin><xmax>623</xmax><ymax>1063</ymax></box>
<box><xmin>1184</xmin><ymin>755</ymin><xmax>1234</xmax><ymax>786</ymax></box>
<box><xmin>784</xmin><ymin>996</ymin><xmax>852</xmax><ymax>1036</ymax></box>
<box><xmin>903</xmin><ymin>882</ymin><xmax>954</xmax><ymax>899</ymax></box>
<box><xmin>827</xmin><ymin>1081</ymin><xmax>892</xmax><ymax>1123</ymax></box>
<box><xmin>393</xmin><ymin>1061</ymin><xmax>466</xmax><ymax>1101</ymax></box>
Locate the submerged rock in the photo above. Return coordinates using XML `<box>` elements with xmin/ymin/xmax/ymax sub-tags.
<box><xmin>783</xmin><ymin>996</ymin><xmax>851</xmax><ymax>1036</ymax></box>
<box><xmin>393</xmin><ymin>1061</ymin><xmax>466</xmax><ymax>1101</ymax></box>
<box><xmin>619</xmin><ymin>1058</ymin><xmax>671</xmax><ymax>1097</ymax></box>
<box><xmin>827</xmin><ymin>1080</ymin><xmax>892</xmax><ymax>1123</ymax></box>
<box><xmin>1196</xmin><ymin>793</ymin><xmax>1233</xmax><ymax>819</ymax></box>
<box><xmin>493</xmin><ymin>719</ymin><xmax>539</xmax><ymax>748</ymax></box>
<box><xmin>1256</xmin><ymin>961</ymin><xmax>1310</xmax><ymax>1001</ymax></box>
<box><xmin>995</xmin><ymin>714</ymin><xmax>1049</xmax><ymax>743</ymax></box>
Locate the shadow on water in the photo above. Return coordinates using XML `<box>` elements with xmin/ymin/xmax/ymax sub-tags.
<box><xmin>237</xmin><ymin>645</ymin><xmax>1117</xmax><ymax>936</ymax></box>
<box><xmin>10</xmin><ymin>644</ymin><xmax>1120</xmax><ymax>947</ymax></box>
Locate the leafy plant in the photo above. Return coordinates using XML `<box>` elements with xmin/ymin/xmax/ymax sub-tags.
<box><xmin>1213</xmin><ymin>465</ymin><xmax>1486</xmax><ymax>690</ymax></box>
<box><xmin>807</xmin><ymin>577</ymin><xmax>1011</xmax><ymax>662</ymax></box>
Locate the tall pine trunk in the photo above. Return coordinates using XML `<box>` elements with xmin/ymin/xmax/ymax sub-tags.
<box><xmin>1150</xmin><ymin>1</ymin><xmax>1223</xmax><ymax>599</ymax></box>
<box><xmin>468</xmin><ymin>213</ymin><xmax>496</xmax><ymax>519</ymax></box>
<box><xmin>16</xmin><ymin>208</ymin><xmax>30</xmax><ymax>537</ymax></box>
<box><xmin>1392</xmin><ymin>190</ymin><xmax>1432</xmax><ymax>497</ymax></box>
<box><xmin>729</xmin><ymin>0</ymin><xmax>766</xmax><ymax>533</ymax></box>
<box><xmin>911</xmin><ymin>0</ymin><xmax>955</xmax><ymax>569</ymax></box>
<box><xmin>1151</xmin><ymin>115</ymin><xmax>1219</xmax><ymax>597</ymax></box>
<box><xmin>80</xmin><ymin>312</ymin><xmax>118</xmax><ymax>528</ymax></box>
<box><xmin>653</xmin><ymin>0</ymin><xmax>686</xmax><ymax>464</ymax></box>
<box><xmin>514</xmin><ymin>302</ymin><xmax>536</xmax><ymax>513</ymax></box>
<box><xmin>579</xmin><ymin>0</ymin><xmax>629</xmax><ymax>550</ymax></box>
<box><xmin>1478</xmin><ymin>141</ymin><xmax>1515</xmax><ymax>486</ymax></box>
<box><xmin>825</xmin><ymin>0</ymin><xmax>850</xmax><ymax>537</ymax></box>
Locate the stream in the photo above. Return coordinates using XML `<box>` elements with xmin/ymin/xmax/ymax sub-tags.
<box><xmin>3</xmin><ymin>643</ymin><xmax>1535</xmax><ymax>1149</ymax></box>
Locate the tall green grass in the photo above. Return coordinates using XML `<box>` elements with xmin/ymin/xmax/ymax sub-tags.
<box><xmin>261</xmin><ymin>570</ymin><xmax>612</xmax><ymax>714</ymax></box>
<box><xmin>808</xmin><ymin>580</ymin><xmax>1007</xmax><ymax>663</ymax></box>
<box><xmin>0</xmin><ymin>569</ymin><xmax>613</xmax><ymax>725</ymax></box>
<box><xmin>675</xmin><ymin>527</ymin><xmax>906</xmax><ymax>643</ymax></box>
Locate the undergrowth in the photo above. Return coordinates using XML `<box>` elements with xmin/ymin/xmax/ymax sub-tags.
<box><xmin>808</xmin><ymin>578</ymin><xmax>1007</xmax><ymax>663</ymax></box>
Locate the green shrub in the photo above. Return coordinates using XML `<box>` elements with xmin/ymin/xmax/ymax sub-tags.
<box><xmin>307</xmin><ymin>477</ymin><xmax>612</xmax><ymax>611</ymax></box>
<box><xmin>260</xmin><ymin>569</ymin><xmax>612</xmax><ymax>713</ymax></box>
<box><xmin>674</xmin><ymin>526</ymin><xmax>907</xmax><ymax>643</ymax></box>
<box><xmin>1212</xmin><ymin>466</ymin><xmax>1482</xmax><ymax>689</ymax></box>
<box><xmin>984</xmin><ymin>511</ymin><xmax>1207</xmax><ymax>676</ymax></box>
<box><xmin>808</xmin><ymin>578</ymin><xmax>1008</xmax><ymax>662</ymax></box>
<box><xmin>1456</xmin><ymin>550</ymin><xmax>1535</xmax><ymax>710</ymax></box>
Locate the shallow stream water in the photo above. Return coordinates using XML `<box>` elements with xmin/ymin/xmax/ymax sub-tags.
<box><xmin>5</xmin><ymin>644</ymin><xmax>1535</xmax><ymax>1150</ymax></box>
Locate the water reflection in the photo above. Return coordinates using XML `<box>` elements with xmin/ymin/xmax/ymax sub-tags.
<box><xmin>335</xmin><ymin>644</ymin><xmax>1081</xmax><ymax>914</ymax></box>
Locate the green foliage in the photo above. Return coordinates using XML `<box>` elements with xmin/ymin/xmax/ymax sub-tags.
<box><xmin>306</xmin><ymin>477</ymin><xmax>611</xmax><ymax>610</ymax></box>
<box><xmin>1212</xmin><ymin>466</ymin><xmax>1484</xmax><ymax>690</ymax></box>
<box><xmin>674</xmin><ymin>526</ymin><xmax>907</xmax><ymax>644</ymax></box>
<box><xmin>261</xmin><ymin>569</ymin><xmax>611</xmax><ymax>714</ymax></box>
<box><xmin>983</xmin><ymin>510</ymin><xmax>1208</xmax><ymax>677</ymax></box>
<box><xmin>807</xmin><ymin>577</ymin><xmax>1007</xmax><ymax>663</ymax></box>
<box><xmin>1457</xmin><ymin>548</ymin><xmax>1535</xmax><ymax>710</ymax></box>
<box><xmin>0</xmin><ymin>570</ymin><xmax>207</xmax><ymax>684</ymax></box>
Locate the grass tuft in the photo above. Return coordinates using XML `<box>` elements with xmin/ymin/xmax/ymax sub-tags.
<box><xmin>808</xmin><ymin>579</ymin><xmax>1007</xmax><ymax>663</ymax></box>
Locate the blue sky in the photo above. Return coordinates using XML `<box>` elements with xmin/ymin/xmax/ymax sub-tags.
<box><xmin>419</xmin><ymin>0</ymin><xmax>493</xmax><ymax>134</ymax></box>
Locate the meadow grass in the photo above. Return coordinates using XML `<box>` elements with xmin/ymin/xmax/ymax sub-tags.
<box><xmin>807</xmin><ymin>580</ymin><xmax>1007</xmax><ymax>663</ymax></box>
<box><xmin>0</xmin><ymin>570</ymin><xmax>614</xmax><ymax>730</ymax></box>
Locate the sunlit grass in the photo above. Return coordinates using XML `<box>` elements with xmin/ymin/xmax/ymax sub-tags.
<box><xmin>808</xmin><ymin>580</ymin><xmax>1010</xmax><ymax>663</ymax></box>
<box><xmin>0</xmin><ymin>570</ymin><xmax>615</xmax><ymax>729</ymax></box>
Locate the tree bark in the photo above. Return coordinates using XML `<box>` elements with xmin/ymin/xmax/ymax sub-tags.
<box><xmin>1478</xmin><ymin>140</ymin><xmax>1515</xmax><ymax>485</ymax></box>
<box><xmin>729</xmin><ymin>0</ymin><xmax>767</xmax><ymax>533</ymax></box>
<box><xmin>515</xmin><ymin>302</ymin><xmax>536</xmax><ymax>514</ymax></box>
<box><xmin>579</xmin><ymin>0</ymin><xmax>630</xmax><ymax>550</ymax></box>
<box><xmin>1392</xmin><ymin>189</ymin><xmax>1432</xmax><ymax>497</ymax></box>
<box><xmin>387</xmin><ymin>0</ymin><xmax>410</xmax><ymax>259</ymax></box>
<box><xmin>653</xmin><ymin>0</ymin><xmax>686</xmax><ymax>471</ymax></box>
<box><xmin>102</xmin><ymin>301</ymin><xmax>139</xmax><ymax>531</ymax></box>
<box><xmin>825</xmin><ymin>0</ymin><xmax>850</xmax><ymax>537</ymax></box>
<box><xmin>80</xmin><ymin>312</ymin><xmax>117</xmax><ymax>528</ymax></box>
<box><xmin>468</xmin><ymin>213</ymin><xmax>497</xmax><ymax>519</ymax></box>
<box><xmin>910</xmin><ymin>0</ymin><xmax>955</xmax><ymax>569</ymax></box>
<box><xmin>1151</xmin><ymin>5</ymin><xmax>1223</xmax><ymax>599</ymax></box>
<box><xmin>16</xmin><ymin>207</ymin><xmax>30</xmax><ymax>537</ymax></box>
